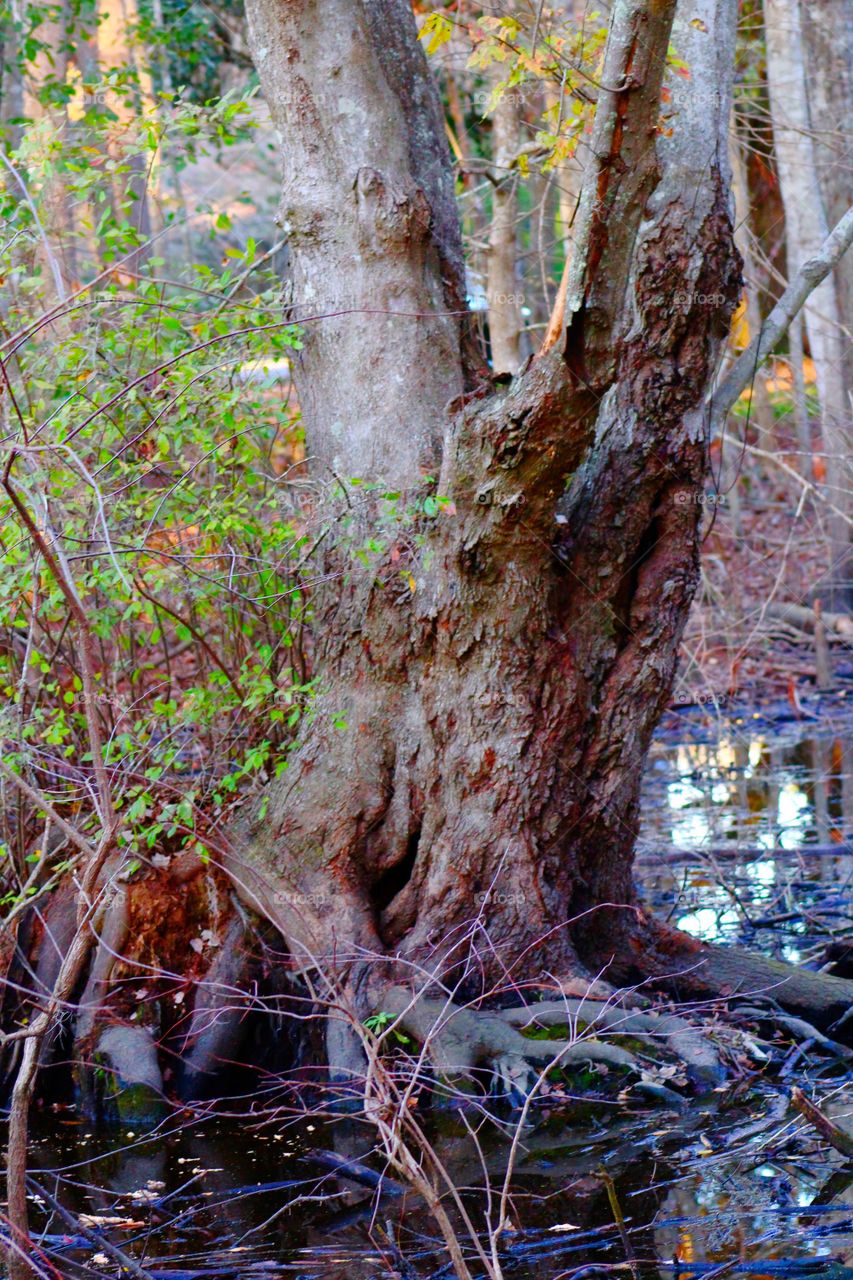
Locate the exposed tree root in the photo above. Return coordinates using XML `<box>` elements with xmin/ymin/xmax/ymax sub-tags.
<box><xmin>500</xmin><ymin>997</ymin><xmax>724</xmax><ymax>1087</ymax></box>
<box><xmin>734</xmin><ymin>1006</ymin><xmax>853</xmax><ymax>1061</ymax></box>
<box><xmin>619</xmin><ymin>915</ymin><xmax>853</xmax><ymax>1038</ymax></box>
<box><xmin>379</xmin><ymin>984</ymin><xmax>645</xmax><ymax>1102</ymax></box>
<box><xmin>5</xmin><ymin>886</ymin><xmax>849</xmax><ymax>1135</ymax></box>
<box><xmin>364</xmin><ymin>915</ymin><xmax>852</xmax><ymax>1104</ymax></box>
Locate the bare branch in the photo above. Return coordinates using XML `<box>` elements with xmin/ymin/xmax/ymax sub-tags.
<box><xmin>0</xmin><ymin>759</ymin><xmax>97</xmax><ymax>860</ymax></box>
<box><xmin>710</xmin><ymin>205</ymin><xmax>853</xmax><ymax>429</ymax></box>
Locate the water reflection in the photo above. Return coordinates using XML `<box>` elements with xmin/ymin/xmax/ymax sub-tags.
<box><xmin>6</xmin><ymin>712</ymin><xmax>853</xmax><ymax>1280</ymax></box>
<box><xmin>18</xmin><ymin>1089</ymin><xmax>853</xmax><ymax>1280</ymax></box>
<box><xmin>638</xmin><ymin>717</ymin><xmax>853</xmax><ymax>964</ymax></box>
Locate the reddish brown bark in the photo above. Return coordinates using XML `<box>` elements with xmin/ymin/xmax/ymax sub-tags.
<box><xmin>223</xmin><ymin>1</ymin><xmax>747</xmax><ymax>1031</ymax></box>
<box><xmin>8</xmin><ymin>0</ymin><xmax>852</xmax><ymax>1123</ymax></box>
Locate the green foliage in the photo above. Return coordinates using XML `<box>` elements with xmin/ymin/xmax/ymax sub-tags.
<box><xmin>138</xmin><ymin>0</ymin><xmax>255</xmax><ymax>104</ymax></box>
<box><xmin>364</xmin><ymin>1012</ymin><xmax>412</xmax><ymax>1046</ymax></box>
<box><xmin>0</xmin><ymin>73</ymin><xmax>312</xmax><ymax>910</ymax></box>
<box><xmin>0</xmin><ymin>0</ymin><xmax>254</xmax><ymax>123</ymax></box>
<box><xmin>420</xmin><ymin>6</ymin><xmax>609</xmax><ymax>173</ymax></box>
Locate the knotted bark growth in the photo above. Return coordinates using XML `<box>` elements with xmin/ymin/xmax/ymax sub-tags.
<box><xmin>8</xmin><ymin>0</ymin><xmax>853</xmax><ymax>1141</ymax></box>
<box><xmin>228</xmin><ymin>0</ymin><xmax>745</xmax><ymax>1003</ymax></box>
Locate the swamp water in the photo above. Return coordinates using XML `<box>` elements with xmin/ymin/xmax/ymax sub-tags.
<box><xmin>9</xmin><ymin>697</ymin><xmax>853</xmax><ymax>1280</ymax></box>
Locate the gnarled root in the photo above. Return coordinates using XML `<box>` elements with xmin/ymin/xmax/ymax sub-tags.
<box><xmin>378</xmin><ymin>984</ymin><xmax>650</xmax><ymax>1103</ymax></box>
<box><xmin>622</xmin><ymin>914</ymin><xmax>853</xmax><ymax>1039</ymax></box>
<box><xmin>500</xmin><ymin>996</ymin><xmax>724</xmax><ymax>1087</ymax></box>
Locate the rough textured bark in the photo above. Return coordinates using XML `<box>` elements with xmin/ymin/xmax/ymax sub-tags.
<box><xmin>226</xmin><ymin>0</ymin><xmax>748</xmax><ymax>1047</ymax></box>
<box><xmin>8</xmin><ymin>0</ymin><xmax>853</xmax><ymax>1146</ymax></box>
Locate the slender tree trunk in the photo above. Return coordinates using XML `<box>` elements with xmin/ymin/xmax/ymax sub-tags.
<box><xmin>486</xmin><ymin>69</ymin><xmax>522</xmax><ymax>374</ymax></box>
<box><xmin>0</xmin><ymin>22</ymin><xmax>24</xmax><ymax>149</ymax></box>
<box><xmin>789</xmin><ymin>311</ymin><xmax>812</xmax><ymax>460</ymax></box>
<box><xmin>21</xmin><ymin>0</ymin><xmax>77</xmax><ymax>295</ymax></box>
<box><xmin>802</xmin><ymin>0</ymin><xmax>853</xmax><ymax>402</ymax></box>
<box><xmin>543</xmin><ymin>47</ymin><xmax>586</xmax><ymax>354</ymax></box>
<box><xmin>729</xmin><ymin>119</ymin><xmax>775</xmax><ymax>445</ymax></box>
<box><xmin>764</xmin><ymin>0</ymin><xmax>851</xmax><ymax>608</ymax></box>
<box><xmin>97</xmin><ymin>0</ymin><xmax>153</xmax><ymax>265</ymax></box>
<box><xmin>801</xmin><ymin>0</ymin><xmax>853</xmax><ymax>591</ymax></box>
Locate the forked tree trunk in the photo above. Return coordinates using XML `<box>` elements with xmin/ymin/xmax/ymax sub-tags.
<box><xmin>7</xmin><ymin>6</ymin><xmax>853</xmax><ymax>1275</ymax></box>
<box><xmin>231</xmin><ymin>0</ymin><xmax>745</xmax><ymax>1057</ymax></box>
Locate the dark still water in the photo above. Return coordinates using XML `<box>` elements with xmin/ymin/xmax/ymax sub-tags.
<box><xmin>640</xmin><ymin>697</ymin><xmax>853</xmax><ymax>965</ymax></box>
<box><xmin>7</xmin><ymin>700</ymin><xmax>853</xmax><ymax>1280</ymax></box>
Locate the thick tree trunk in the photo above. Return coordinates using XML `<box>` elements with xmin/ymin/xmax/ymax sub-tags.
<box><xmin>244</xmin><ymin>0</ymin><xmax>484</xmax><ymax>487</ymax></box>
<box><xmin>227</xmin><ymin>0</ymin><xmax>744</xmax><ymax>1052</ymax></box>
<box><xmin>6</xmin><ymin>11</ymin><xmax>853</xmax><ymax>1278</ymax></box>
<box><xmin>8</xmin><ymin>1</ymin><xmax>852</xmax><ymax>1142</ymax></box>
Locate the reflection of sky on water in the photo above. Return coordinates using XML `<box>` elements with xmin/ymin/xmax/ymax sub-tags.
<box><xmin>653</xmin><ymin>739</ymin><xmax>828</xmax><ymax>849</ymax></box>
<box><xmin>17</xmin><ymin>717</ymin><xmax>853</xmax><ymax>1280</ymax></box>
<box><xmin>638</xmin><ymin>727</ymin><xmax>853</xmax><ymax>963</ymax></box>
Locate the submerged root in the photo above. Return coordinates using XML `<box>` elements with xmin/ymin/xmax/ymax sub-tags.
<box><xmin>500</xmin><ymin>996</ymin><xmax>725</xmax><ymax>1087</ymax></box>
<box><xmin>377</xmin><ymin>984</ymin><xmax>679</xmax><ymax>1104</ymax></box>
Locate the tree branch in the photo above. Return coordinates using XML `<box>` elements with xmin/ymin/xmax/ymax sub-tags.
<box><xmin>561</xmin><ymin>0</ymin><xmax>678</xmax><ymax>377</ymax></box>
<box><xmin>710</xmin><ymin>205</ymin><xmax>853</xmax><ymax>430</ymax></box>
<box><xmin>0</xmin><ymin>759</ymin><xmax>97</xmax><ymax>861</ymax></box>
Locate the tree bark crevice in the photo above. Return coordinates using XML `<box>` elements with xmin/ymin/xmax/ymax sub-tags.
<box><xmin>9</xmin><ymin>0</ymin><xmax>853</xmax><ymax>1148</ymax></box>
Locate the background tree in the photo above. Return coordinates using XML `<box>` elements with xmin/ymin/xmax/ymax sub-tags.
<box><xmin>763</xmin><ymin>0</ymin><xmax>851</xmax><ymax>610</ymax></box>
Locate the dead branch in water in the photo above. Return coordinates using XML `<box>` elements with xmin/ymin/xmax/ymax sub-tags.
<box><xmin>790</xmin><ymin>1086</ymin><xmax>853</xmax><ymax>1159</ymax></box>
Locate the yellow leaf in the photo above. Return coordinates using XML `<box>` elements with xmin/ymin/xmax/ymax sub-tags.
<box><xmin>419</xmin><ymin>13</ymin><xmax>453</xmax><ymax>56</ymax></box>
